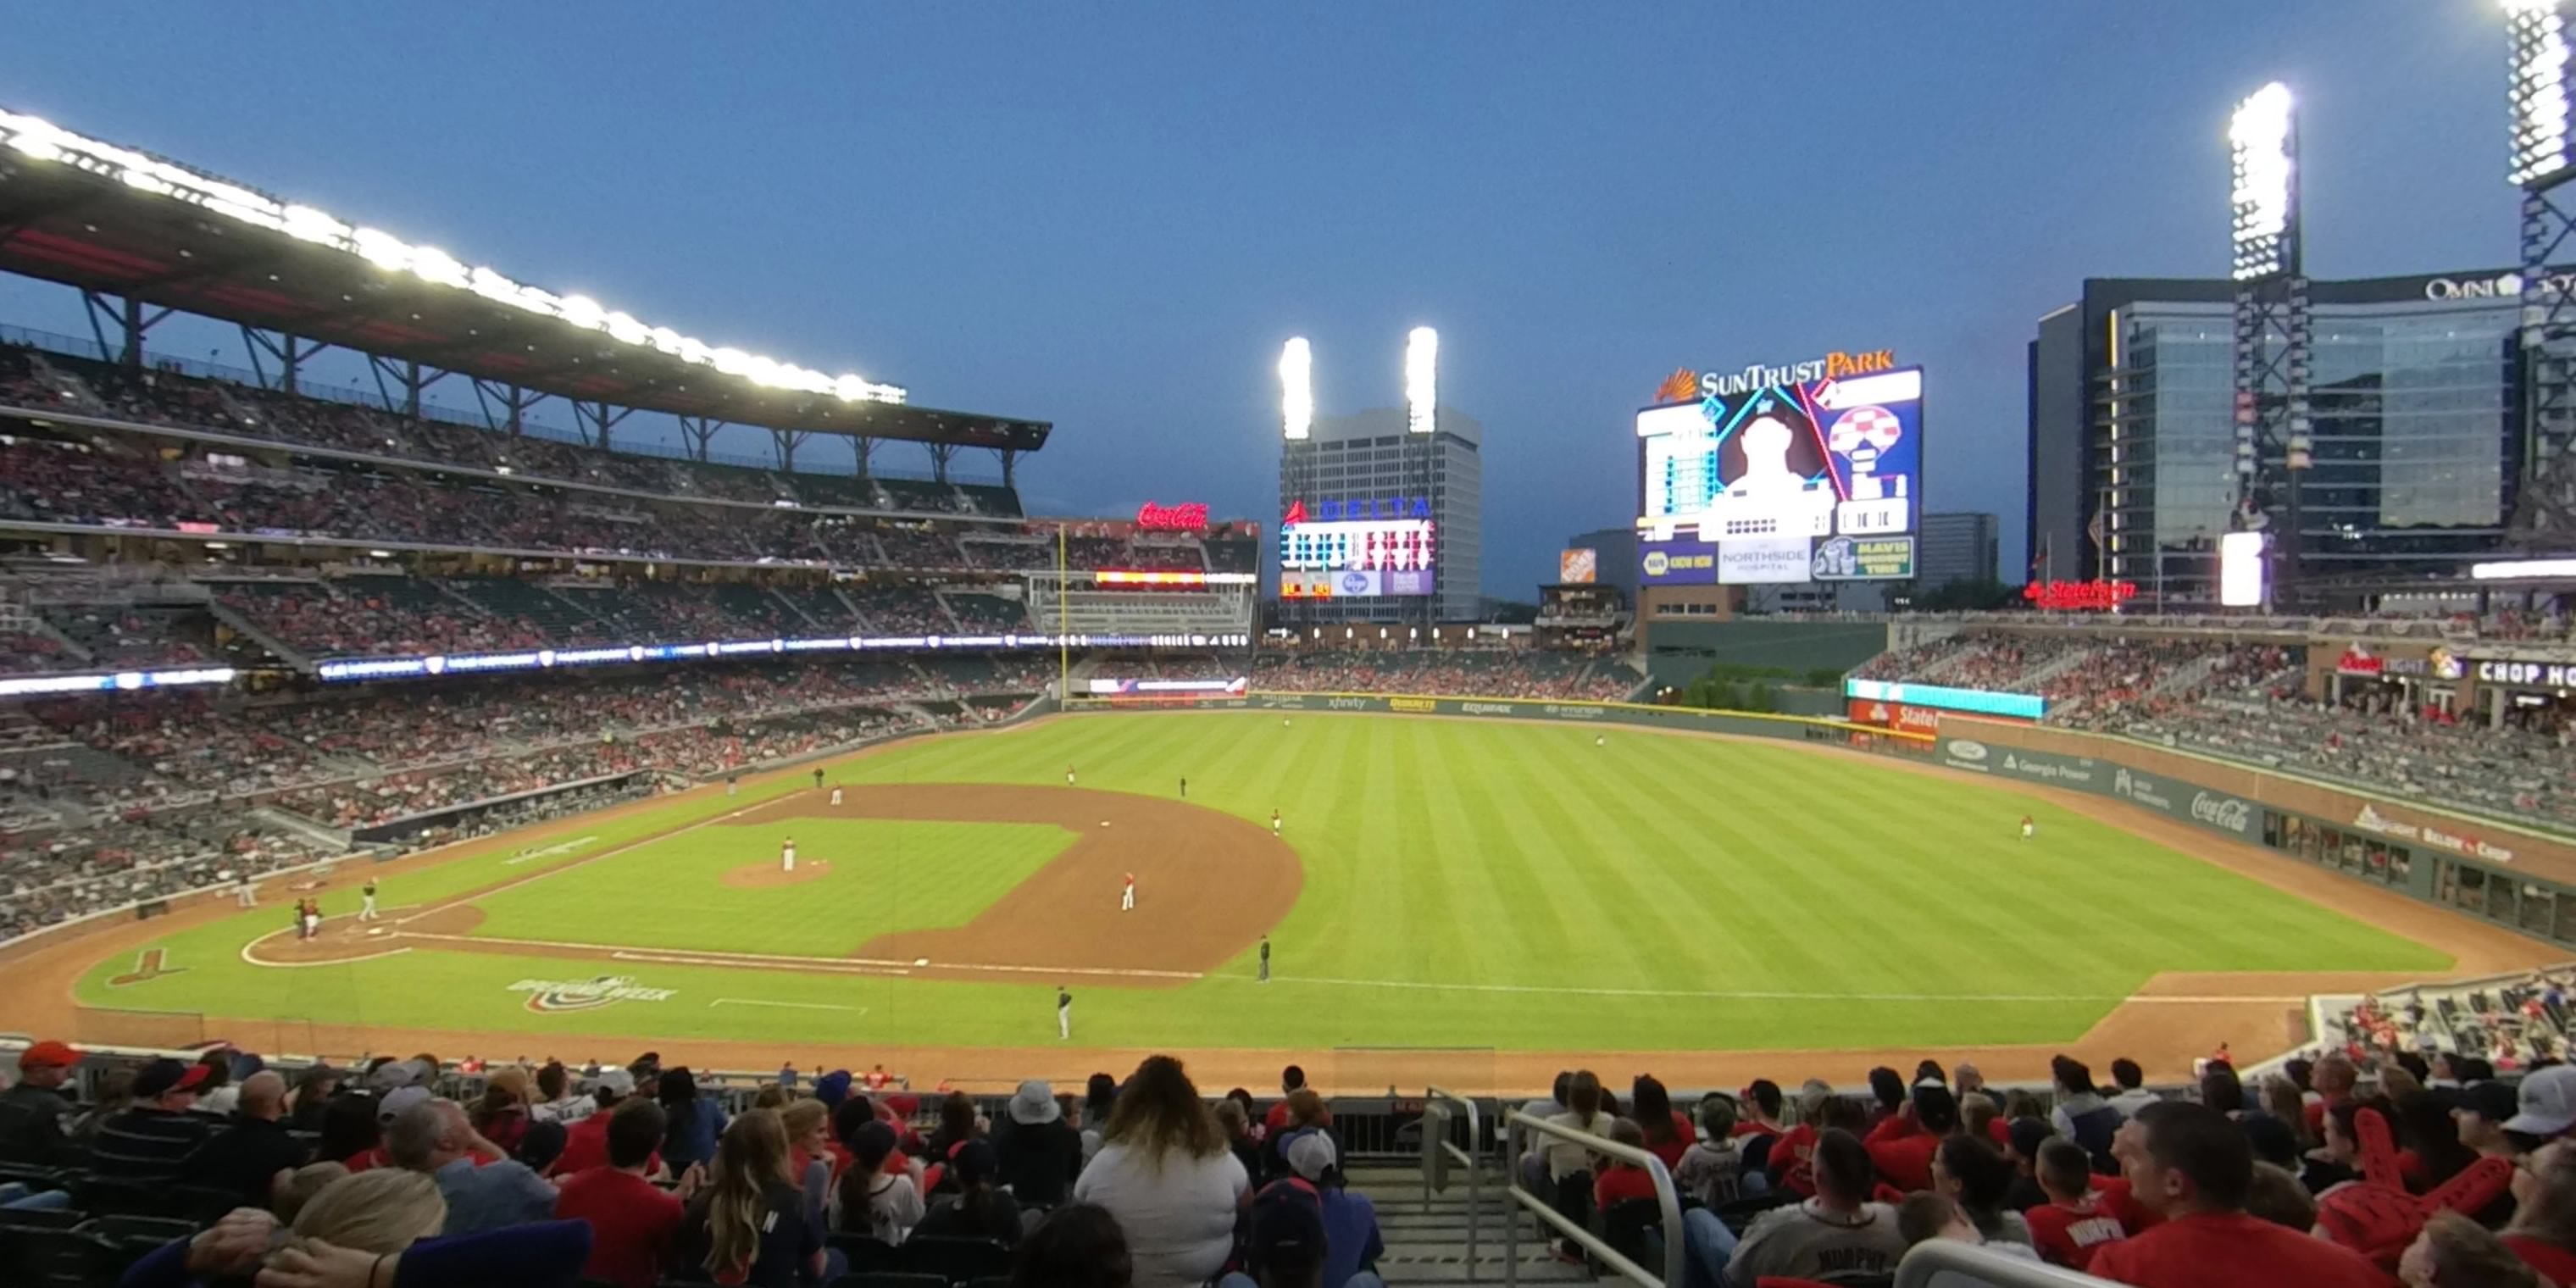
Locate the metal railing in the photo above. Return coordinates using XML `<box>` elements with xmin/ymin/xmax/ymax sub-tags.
<box><xmin>1421</xmin><ymin>1085</ymin><xmax>1482</xmax><ymax>1268</ymax></box>
<box><xmin>1893</xmin><ymin>1240</ymin><xmax>2114</xmax><ymax>1287</ymax></box>
<box><xmin>1502</xmin><ymin>1109</ymin><xmax>1681</xmax><ymax>1288</ymax></box>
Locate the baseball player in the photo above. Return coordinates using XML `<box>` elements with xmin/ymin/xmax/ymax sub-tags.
<box><xmin>1066</xmin><ymin>764</ymin><xmax>1077</xmax><ymax>786</ymax></box>
<box><xmin>1058</xmin><ymin>986</ymin><xmax>1073</xmax><ymax>1041</ymax></box>
<box><xmin>1179</xmin><ymin>776</ymin><xmax>1188</xmax><ymax>799</ymax></box>
<box><xmin>813</xmin><ymin>768</ymin><xmax>825</xmax><ymax>790</ymax></box>
<box><xmin>781</xmin><ymin>836</ymin><xmax>797</xmax><ymax>873</ymax></box>
<box><xmin>830</xmin><ymin>785</ymin><xmax>844</xmax><ymax>807</ymax></box>
<box><xmin>233</xmin><ymin>870</ymin><xmax>255</xmax><ymax>909</ymax></box>
<box><xmin>1271</xmin><ymin>808</ymin><xmax>1282</xmax><ymax>837</ymax></box>
<box><xmin>301</xmin><ymin>899</ymin><xmax>320</xmax><ymax>941</ymax></box>
<box><xmin>2020</xmin><ymin>815</ymin><xmax>2035</xmax><ymax>841</ymax></box>
<box><xmin>1120</xmin><ymin>872</ymin><xmax>1135</xmax><ymax>912</ymax></box>
<box><xmin>360</xmin><ymin>880</ymin><xmax>379</xmax><ymax>921</ymax></box>
<box><xmin>727</xmin><ymin>773</ymin><xmax>739</xmax><ymax>797</ymax></box>
<box><xmin>1258</xmin><ymin>935</ymin><xmax>1271</xmax><ymax>983</ymax></box>
<box><xmin>1595</xmin><ymin>734</ymin><xmax>1606</xmax><ymax>748</ymax></box>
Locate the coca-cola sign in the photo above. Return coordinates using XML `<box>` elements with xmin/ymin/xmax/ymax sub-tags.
<box><xmin>2191</xmin><ymin>791</ymin><xmax>2253</xmax><ymax>835</ymax></box>
<box><xmin>1134</xmin><ymin>502</ymin><xmax>1210</xmax><ymax>532</ymax></box>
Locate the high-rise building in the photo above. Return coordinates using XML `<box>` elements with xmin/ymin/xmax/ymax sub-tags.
<box><xmin>1915</xmin><ymin>512</ymin><xmax>2000</xmax><ymax>591</ymax></box>
<box><xmin>2029</xmin><ymin>273</ymin><xmax>2520</xmax><ymax>602</ymax></box>
<box><xmin>1277</xmin><ymin>406</ymin><xmax>1483</xmax><ymax>623</ymax></box>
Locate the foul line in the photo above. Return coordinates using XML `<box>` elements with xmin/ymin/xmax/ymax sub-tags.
<box><xmin>391</xmin><ymin>806</ymin><xmax>755</xmax><ymax>929</ymax></box>
<box><xmin>239</xmin><ymin>938</ymin><xmax>414</xmax><ymax>969</ymax></box>
<box><xmin>712</xmin><ymin>997</ymin><xmax>865</xmax><ymax>1013</ymax></box>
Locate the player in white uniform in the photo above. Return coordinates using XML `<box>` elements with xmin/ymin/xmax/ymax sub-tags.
<box><xmin>1120</xmin><ymin>873</ymin><xmax>1135</xmax><ymax>912</ymax></box>
<box><xmin>1271</xmin><ymin>809</ymin><xmax>1282</xmax><ymax>837</ymax></box>
<box><xmin>1066</xmin><ymin>765</ymin><xmax>1077</xmax><ymax>786</ymax></box>
<box><xmin>2019</xmin><ymin>815</ymin><xmax>2035</xmax><ymax>841</ymax></box>
<box><xmin>830</xmin><ymin>786</ymin><xmax>843</xmax><ymax>807</ymax></box>
<box><xmin>781</xmin><ymin>836</ymin><xmax>797</xmax><ymax>872</ymax></box>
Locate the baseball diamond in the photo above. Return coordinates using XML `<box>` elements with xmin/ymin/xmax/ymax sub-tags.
<box><xmin>9</xmin><ymin>708</ymin><xmax>2537</xmax><ymax>1092</ymax></box>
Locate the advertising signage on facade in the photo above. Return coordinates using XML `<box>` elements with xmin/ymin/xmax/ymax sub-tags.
<box><xmin>2473</xmin><ymin>657</ymin><xmax>2576</xmax><ymax>690</ymax></box>
<box><xmin>1811</xmin><ymin>535</ymin><xmax>1915</xmax><ymax>581</ymax></box>
<box><xmin>1640</xmin><ymin>537</ymin><xmax>1718</xmax><ymax>585</ymax></box>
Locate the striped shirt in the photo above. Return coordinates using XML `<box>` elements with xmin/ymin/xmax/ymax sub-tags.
<box><xmin>89</xmin><ymin>1107</ymin><xmax>215</xmax><ymax>1183</ymax></box>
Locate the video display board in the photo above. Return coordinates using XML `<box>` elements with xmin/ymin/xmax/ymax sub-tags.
<box><xmin>1638</xmin><ymin>364</ymin><xmax>1923</xmax><ymax>583</ymax></box>
<box><xmin>1279</xmin><ymin>497</ymin><xmax>1435</xmax><ymax>597</ymax></box>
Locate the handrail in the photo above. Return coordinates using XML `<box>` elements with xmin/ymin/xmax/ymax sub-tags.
<box><xmin>1502</xmin><ymin>1109</ymin><xmax>1682</xmax><ymax>1288</ymax></box>
<box><xmin>1892</xmin><ymin>1239</ymin><xmax>2114</xmax><ymax>1287</ymax></box>
<box><xmin>1421</xmin><ymin>1085</ymin><xmax>1481</xmax><ymax>1269</ymax></box>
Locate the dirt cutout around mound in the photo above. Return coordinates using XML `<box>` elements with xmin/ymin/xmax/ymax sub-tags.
<box><xmin>722</xmin><ymin>860</ymin><xmax>834</xmax><ymax>890</ymax></box>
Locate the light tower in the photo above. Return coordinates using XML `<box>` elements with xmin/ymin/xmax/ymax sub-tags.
<box><xmin>1404</xmin><ymin>326</ymin><xmax>1439</xmax><ymax>630</ymax></box>
<box><xmin>2507</xmin><ymin>0</ymin><xmax>2576</xmax><ymax>545</ymax></box>
<box><xmin>1277</xmin><ymin>336</ymin><xmax>1313</xmax><ymax>626</ymax></box>
<box><xmin>2228</xmin><ymin>82</ymin><xmax>2309</xmax><ymax>601</ymax></box>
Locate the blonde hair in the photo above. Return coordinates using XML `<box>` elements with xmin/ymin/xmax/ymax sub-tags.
<box><xmin>275</xmin><ymin>1169</ymin><xmax>446</xmax><ymax>1263</ymax></box>
<box><xmin>780</xmin><ymin>1097</ymin><xmax>828</xmax><ymax>1144</ymax></box>
<box><xmin>703</xmin><ymin>1109</ymin><xmax>794</xmax><ymax>1278</ymax></box>
<box><xmin>273</xmin><ymin>1162</ymin><xmax>351</xmax><ymax>1224</ymax></box>
<box><xmin>2418</xmin><ymin>1210</ymin><xmax>2540</xmax><ymax>1286</ymax></box>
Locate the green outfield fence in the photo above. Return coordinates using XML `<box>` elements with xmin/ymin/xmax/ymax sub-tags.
<box><xmin>1064</xmin><ymin>689</ymin><xmax>1939</xmax><ymax>751</ymax></box>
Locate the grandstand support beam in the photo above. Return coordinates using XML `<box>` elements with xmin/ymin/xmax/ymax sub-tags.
<box><xmin>854</xmin><ymin>436</ymin><xmax>875</xmax><ymax>480</ymax></box>
<box><xmin>997</xmin><ymin>447</ymin><xmax>1018</xmax><ymax>489</ymax></box>
<box><xmin>928</xmin><ymin>441</ymin><xmax>955</xmax><ymax>485</ymax></box>
<box><xmin>676</xmin><ymin>416</ymin><xmax>724</xmax><ymax>464</ymax></box>
<box><xmin>769</xmin><ymin>427</ymin><xmax>813</xmax><ymax>473</ymax></box>
<box><xmin>572</xmin><ymin>400</ymin><xmax>634</xmax><ymax>452</ymax></box>
<box><xmin>2512</xmin><ymin>182</ymin><xmax>2576</xmax><ymax>546</ymax></box>
<box><xmin>82</xmin><ymin>291</ymin><xmax>174</xmax><ymax>371</ymax></box>
<box><xmin>365</xmin><ymin>356</ymin><xmax>450</xmax><ymax>424</ymax></box>
<box><xmin>469</xmin><ymin>379</ymin><xmax>547</xmax><ymax>437</ymax></box>
<box><xmin>239</xmin><ymin>327</ymin><xmax>329</xmax><ymax>396</ymax></box>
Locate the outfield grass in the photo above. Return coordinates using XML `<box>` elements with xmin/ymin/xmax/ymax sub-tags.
<box><xmin>74</xmin><ymin>713</ymin><xmax>2452</xmax><ymax>1054</ymax></box>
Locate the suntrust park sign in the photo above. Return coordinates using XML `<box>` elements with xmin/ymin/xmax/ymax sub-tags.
<box><xmin>1657</xmin><ymin>348</ymin><xmax>1898</xmax><ymax>401</ymax></box>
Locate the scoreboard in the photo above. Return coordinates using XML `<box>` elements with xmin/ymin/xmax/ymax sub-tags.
<box><xmin>1279</xmin><ymin>497</ymin><xmax>1435</xmax><ymax>598</ymax></box>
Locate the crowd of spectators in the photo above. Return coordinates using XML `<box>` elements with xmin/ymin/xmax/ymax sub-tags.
<box><xmin>1252</xmin><ymin>650</ymin><xmax>1638</xmax><ymax>702</ymax></box>
<box><xmin>2322</xmin><ymin>969</ymin><xmax>2576</xmax><ymax>1074</ymax></box>
<box><xmin>0</xmin><ymin>813</ymin><xmax>328</xmax><ymax>941</ymax></box>
<box><xmin>25</xmin><ymin>349</ymin><xmax>1031</xmax><ymax>518</ymax></box>
<box><xmin>6</xmin><ymin>1041</ymin><xmax>2570</xmax><ymax>1288</ymax></box>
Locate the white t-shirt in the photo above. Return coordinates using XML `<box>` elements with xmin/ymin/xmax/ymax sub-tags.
<box><xmin>1543</xmin><ymin>1110</ymin><xmax>1611</xmax><ymax>1180</ymax></box>
<box><xmin>1073</xmin><ymin>1143</ymin><xmax>1251</xmax><ymax>1288</ymax></box>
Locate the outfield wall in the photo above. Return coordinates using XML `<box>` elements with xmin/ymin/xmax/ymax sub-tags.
<box><xmin>1127</xmin><ymin>689</ymin><xmax>1935</xmax><ymax>752</ymax></box>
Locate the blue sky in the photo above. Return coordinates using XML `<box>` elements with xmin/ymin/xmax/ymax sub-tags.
<box><xmin>0</xmin><ymin>2</ymin><xmax>2523</xmax><ymax>595</ymax></box>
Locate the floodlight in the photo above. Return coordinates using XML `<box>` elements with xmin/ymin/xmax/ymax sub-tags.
<box><xmin>1405</xmin><ymin>326</ymin><xmax>1438</xmax><ymax>436</ymax></box>
<box><xmin>2229</xmin><ymin>82</ymin><xmax>2296</xmax><ymax>281</ymax></box>
<box><xmin>1279</xmin><ymin>337</ymin><xmax>1313</xmax><ymax>441</ymax></box>
<box><xmin>2511</xmin><ymin>0</ymin><xmax>2576</xmax><ymax>186</ymax></box>
<box><xmin>0</xmin><ymin>107</ymin><xmax>908</xmax><ymax>404</ymax></box>
<box><xmin>2218</xmin><ymin>530</ymin><xmax>2267</xmax><ymax>607</ymax></box>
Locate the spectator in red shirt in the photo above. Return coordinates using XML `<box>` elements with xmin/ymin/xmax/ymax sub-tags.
<box><xmin>1735</xmin><ymin>1080</ymin><xmax>1788</xmax><ymax>1140</ymax></box>
<box><xmin>2024</xmin><ymin>1139</ymin><xmax>2131</xmax><ymax>1271</ymax></box>
<box><xmin>1594</xmin><ymin>1119</ymin><xmax>1659</xmax><ymax>1211</ymax></box>
<box><xmin>1866</xmin><ymin>1085</ymin><xmax>1955</xmax><ymax>1194</ymax></box>
<box><xmin>1631</xmin><ymin>1076</ymin><xmax>1691</xmax><ymax>1172</ymax></box>
<box><xmin>1763</xmin><ymin>1080</ymin><xmax>1837</xmax><ymax>1197</ymax></box>
<box><xmin>1263</xmin><ymin>1065</ymin><xmax>1307</xmax><ymax>1135</ymax></box>
<box><xmin>547</xmin><ymin>1069</ymin><xmax>647</xmax><ymax>1178</ymax></box>
<box><xmin>2400</xmin><ymin>1210</ymin><xmax>2542</xmax><ymax>1287</ymax></box>
<box><xmin>2087</xmin><ymin>1101</ymin><xmax>2385</xmax><ymax>1288</ymax></box>
<box><xmin>554</xmin><ymin>1099</ymin><xmax>695</xmax><ymax>1288</ymax></box>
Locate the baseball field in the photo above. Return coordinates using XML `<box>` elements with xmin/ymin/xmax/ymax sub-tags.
<box><xmin>18</xmin><ymin>709</ymin><xmax>2545</xmax><ymax>1091</ymax></box>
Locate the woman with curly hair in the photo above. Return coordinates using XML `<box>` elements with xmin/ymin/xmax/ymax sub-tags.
<box><xmin>680</xmin><ymin>1109</ymin><xmax>821</xmax><ymax>1288</ymax></box>
<box><xmin>1072</xmin><ymin>1056</ymin><xmax>1248</xmax><ymax>1288</ymax></box>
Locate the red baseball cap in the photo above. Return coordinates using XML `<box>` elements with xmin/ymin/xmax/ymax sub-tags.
<box><xmin>18</xmin><ymin>1040</ymin><xmax>81</xmax><ymax>1069</ymax></box>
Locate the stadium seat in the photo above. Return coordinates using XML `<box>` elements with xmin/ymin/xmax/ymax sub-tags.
<box><xmin>170</xmin><ymin>1184</ymin><xmax>244</xmax><ymax>1226</ymax></box>
<box><xmin>829</xmin><ymin>1274</ymin><xmax>950</xmax><ymax>1288</ymax></box>
<box><xmin>827</xmin><ymin>1234</ymin><xmax>902</xmax><ymax>1273</ymax></box>
<box><xmin>896</xmin><ymin>1236</ymin><xmax>1013</xmax><ymax>1283</ymax></box>
<box><xmin>67</xmin><ymin>1174</ymin><xmax>169</xmax><ymax>1219</ymax></box>
<box><xmin>0</xmin><ymin>1223</ymin><xmax>103</xmax><ymax>1288</ymax></box>
<box><xmin>1598</xmin><ymin>1196</ymin><xmax>1666</xmax><ymax>1269</ymax></box>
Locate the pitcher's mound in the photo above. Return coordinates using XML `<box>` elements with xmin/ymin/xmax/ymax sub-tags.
<box><xmin>724</xmin><ymin>860</ymin><xmax>831</xmax><ymax>890</ymax></box>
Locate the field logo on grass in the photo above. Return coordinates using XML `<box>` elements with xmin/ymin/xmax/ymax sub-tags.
<box><xmin>2191</xmin><ymin>791</ymin><xmax>2254</xmax><ymax>836</ymax></box>
<box><xmin>507</xmin><ymin>975</ymin><xmax>676</xmax><ymax>1013</ymax></box>
<box><xmin>108</xmin><ymin>947</ymin><xmax>186</xmax><ymax>987</ymax></box>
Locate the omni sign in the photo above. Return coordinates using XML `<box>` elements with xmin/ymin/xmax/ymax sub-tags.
<box><xmin>2422</xmin><ymin>272</ymin><xmax>2576</xmax><ymax>301</ymax></box>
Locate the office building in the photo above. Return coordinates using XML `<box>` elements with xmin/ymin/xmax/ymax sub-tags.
<box><xmin>2029</xmin><ymin>272</ymin><xmax>2519</xmax><ymax>602</ymax></box>
<box><xmin>1277</xmin><ymin>406</ymin><xmax>1483</xmax><ymax>624</ymax></box>
<box><xmin>1561</xmin><ymin>527</ymin><xmax>1639</xmax><ymax>603</ymax></box>
<box><xmin>1915</xmin><ymin>512</ymin><xmax>2000</xmax><ymax>591</ymax></box>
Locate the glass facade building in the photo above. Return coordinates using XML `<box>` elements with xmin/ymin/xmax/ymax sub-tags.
<box><xmin>1276</xmin><ymin>406</ymin><xmax>1483</xmax><ymax>624</ymax></box>
<box><xmin>2029</xmin><ymin>273</ymin><xmax>2521</xmax><ymax>602</ymax></box>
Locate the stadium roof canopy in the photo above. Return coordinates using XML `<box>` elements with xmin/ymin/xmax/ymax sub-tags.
<box><xmin>0</xmin><ymin>109</ymin><xmax>1048</xmax><ymax>454</ymax></box>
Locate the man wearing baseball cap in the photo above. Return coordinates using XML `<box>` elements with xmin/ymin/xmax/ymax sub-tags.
<box><xmin>2507</xmin><ymin>1066</ymin><xmax>2576</xmax><ymax>1139</ymax></box>
<box><xmin>0</xmin><ymin>1041</ymin><xmax>80</xmax><ymax>1167</ymax></box>
<box><xmin>92</xmin><ymin>1057</ymin><xmax>216</xmax><ymax>1184</ymax></box>
<box><xmin>1287</xmin><ymin>1134</ymin><xmax>1382</xmax><ymax>1288</ymax></box>
<box><xmin>1232</xmin><ymin>1184</ymin><xmax>1336</xmax><ymax>1288</ymax></box>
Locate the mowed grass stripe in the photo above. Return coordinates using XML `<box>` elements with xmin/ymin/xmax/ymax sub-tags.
<box><xmin>76</xmin><ymin>711</ymin><xmax>2453</xmax><ymax>1053</ymax></box>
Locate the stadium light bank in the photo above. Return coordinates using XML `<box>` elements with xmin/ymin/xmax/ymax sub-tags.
<box><xmin>0</xmin><ymin>108</ymin><xmax>907</xmax><ymax>406</ymax></box>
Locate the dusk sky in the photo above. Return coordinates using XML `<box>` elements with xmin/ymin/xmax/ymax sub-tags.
<box><xmin>0</xmin><ymin>2</ymin><xmax>2525</xmax><ymax>596</ymax></box>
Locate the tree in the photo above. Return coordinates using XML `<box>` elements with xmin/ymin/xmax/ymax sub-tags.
<box><xmin>1743</xmin><ymin>683</ymin><xmax>1774</xmax><ymax>713</ymax></box>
